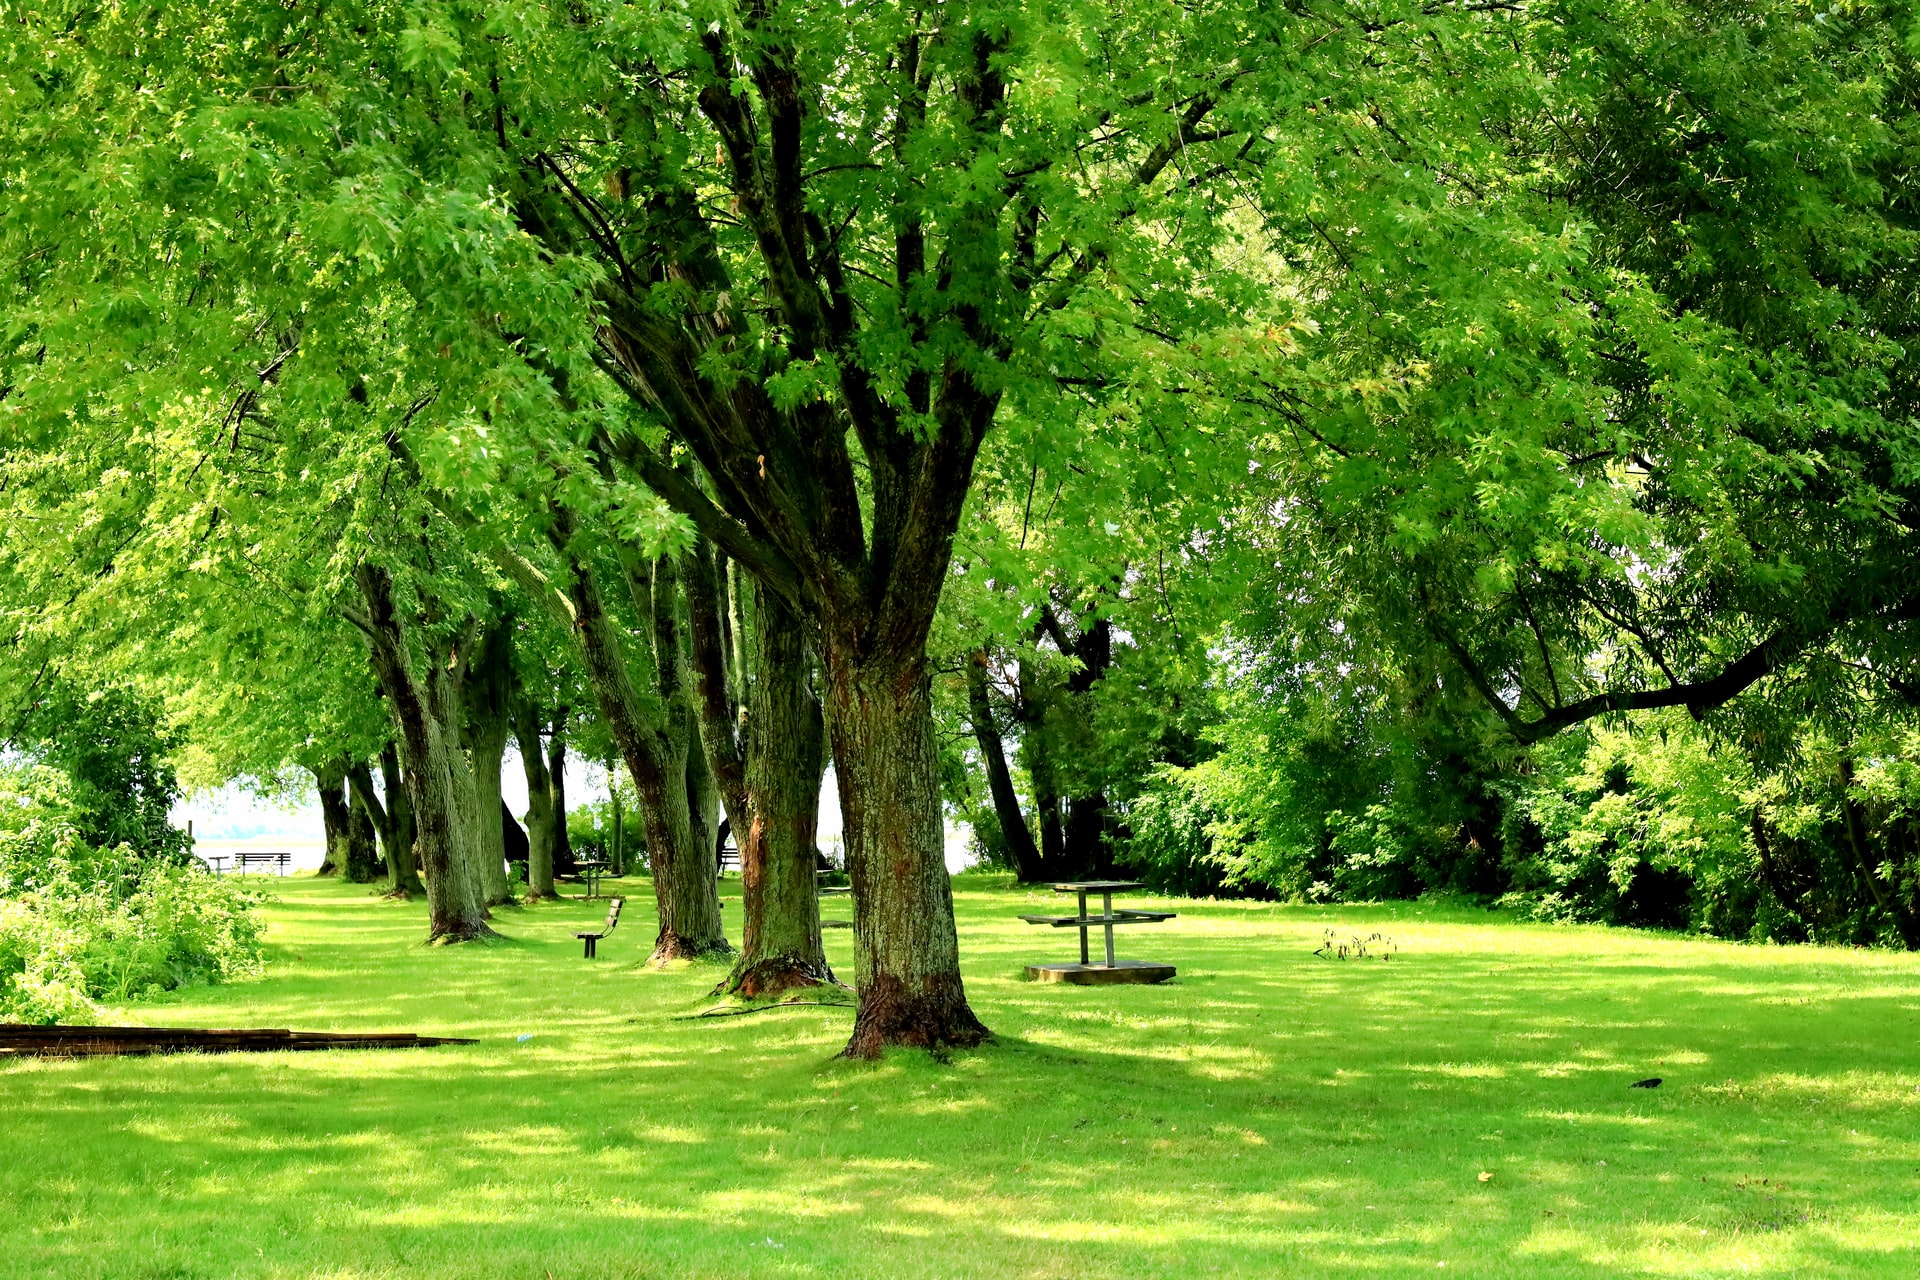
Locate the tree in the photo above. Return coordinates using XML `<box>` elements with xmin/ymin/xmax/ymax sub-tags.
<box><xmin>348</xmin><ymin>558</ymin><xmax>507</xmax><ymax>942</ymax></box>
<box><xmin>348</xmin><ymin>745</ymin><xmax>425</xmax><ymax>897</ymax></box>
<box><xmin>684</xmin><ymin>542</ymin><xmax>835</xmax><ymax>995</ymax></box>
<box><xmin>311</xmin><ymin>758</ymin><xmax>352</xmax><ymax>878</ymax></box>
<box><xmin>5</xmin><ymin>683</ymin><xmax>191</xmax><ymax>863</ymax></box>
<box><xmin>462</xmin><ymin>614</ymin><xmax>518</xmax><ymax>907</ymax></box>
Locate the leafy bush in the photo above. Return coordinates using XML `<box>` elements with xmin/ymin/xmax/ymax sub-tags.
<box><xmin>1112</xmin><ymin>771</ymin><xmax>1262</xmax><ymax>899</ymax></box>
<box><xmin>0</xmin><ymin>766</ymin><xmax>266</xmax><ymax>1023</ymax></box>
<box><xmin>1496</xmin><ymin>719</ymin><xmax>1761</xmax><ymax>933</ymax></box>
<box><xmin>12</xmin><ymin>683</ymin><xmax>191</xmax><ymax>861</ymax></box>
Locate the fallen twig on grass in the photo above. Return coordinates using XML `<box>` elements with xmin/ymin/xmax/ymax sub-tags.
<box><xmin>680</xmin><ymin>999</ymin><xmax>858</xmax><ymax>1021</ymax></box>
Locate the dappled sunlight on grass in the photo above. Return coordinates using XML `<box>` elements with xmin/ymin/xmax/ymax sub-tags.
<box><xmin>3</xmin><ymin>874</ymin><xmax>1920</xmax><ymax>1276</ymax></box>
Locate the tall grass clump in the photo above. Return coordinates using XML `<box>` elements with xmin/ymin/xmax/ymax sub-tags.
<box><xmin>0</xmin><ymin>766</ymin><xmax>265</xmax><ymax>1023</ymax></box>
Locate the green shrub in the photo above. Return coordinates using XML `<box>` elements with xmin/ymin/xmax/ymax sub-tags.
<box><xmin>1497</xmin><ymin>717</ymin><xmax>1763</xmax><ymax>935</ymax></box>
<box><xmin>1112</xmin><ymin>772</ymin><xmax>1255</xmax><ymax>899</ymax></box>
<box><xmin>0</xmin><ymin>766</ymin><xmax>266</xmax><ymax>1023</ymax></box>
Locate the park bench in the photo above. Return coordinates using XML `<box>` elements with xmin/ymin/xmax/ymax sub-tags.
<box><xmin>1022</xmin><ymin>880</ymin><xmax>1177</xmax><ymax>984</ymax></box>
<box><xmin>576</xmin><ymin>897</ymin><xmax>623</xmax><ymax>958</ymax></box>
<box><xmin>234</xmin><ymin>851</ymin><xmax>291</xmax><ymax>876</ymax></box>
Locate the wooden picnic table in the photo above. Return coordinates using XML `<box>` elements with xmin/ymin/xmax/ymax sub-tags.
<box><xmin>575</xmin><ymin>859</ymin><xmax>609</xmax><ymax>900</ymax></box>
<box><xmin>198</xmin><ymin>853</ymin><xmax>231</xmax><ymax>877</ymax></box>
<box><xmin>1021</xmin><ymin>880</ymin><xmax>1177</xmax><ymax>985</ymax></box>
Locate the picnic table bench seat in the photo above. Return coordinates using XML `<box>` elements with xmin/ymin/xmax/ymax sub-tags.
<box><xmin>576</xmin><ymin>898</ymin><xmax>623</xmax><ymax>958</ymax></box>
<box><xmin>1019</xmin><ymin>910</ymin><xmax>1177</xmax><ymax>927</ymax></box>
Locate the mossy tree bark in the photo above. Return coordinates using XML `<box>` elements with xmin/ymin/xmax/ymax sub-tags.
<box><xmin>827</xmin><ymin>652</ymin><xmax>987</xmax><ymax>1056</ymax></box>
<box><xmin>353</xmin><ymin>562</ymin><xmax>494</xmax><ymax>942</ymax></box>
<box><xmin>686</xmin><ymin>542</ymin><xmax>833</xmax><ymax>997</ymax></box>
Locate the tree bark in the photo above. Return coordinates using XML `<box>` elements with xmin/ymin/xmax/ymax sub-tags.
<box><xmin>547</xmin><ymin>708</ymin><xmax>575</xmax><ymax>876</ymax></box>
<box><xmin>687</xmin><ymin>733</ymin><xmax>721</xmax><ymax>881</ymax></box>
<box><xmin>463</xmin><ymin>617</ymin><xmax>515</xmax><ymax>907</ymax></box>
<box><xmin>685</xmin><ymin>540</ymin><xmax>832</xmax><ymax>995</ymax></box>
<box><xmin>514</xmin><ymin>700</ymin><xmax>557</xmax><ymax>899</ymax></box>
<box><xmin>826</xmin><ymin>648</ymin><xmax>988</xmax><ymax>1057</ymax></box>
<box><xmin>355</xmin><ymin>562</ymin><xmax>495</xmax><ymax>942</ymax></box>
<box><xmin>348</xmin><ymin>756</ymin><xmax>423</xmax><ymax>897</ymax></box>
<box><xmin>311</xmin><ymin>758</ymin><xmax>350</xmax><ymax>878</ymax></box>
<box><xmin>346</xmin><ymin>787</ymin><xmax>381</xmax><ymax>883</ymax></box>
<box><xmin>728</xmin><ymin>582</ymin><xmax>833</xmax><ymax>995</ymax></box>
<box><xmin>383</xmin><ymin>741</ymin><xmax>421</xmax><ymax>893</ymax></box>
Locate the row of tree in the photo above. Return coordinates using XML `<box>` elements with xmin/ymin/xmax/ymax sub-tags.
<box><xmin>7</xmin><ymin>0</ymin><xmax>1920</xmax><ymax>1057</ymax></box>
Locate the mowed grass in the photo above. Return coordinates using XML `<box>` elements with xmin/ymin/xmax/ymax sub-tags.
<box><xmin>6</xmin><ymin>876</ymin><xmax>1920</xmax><ymax>1278</ymax></box>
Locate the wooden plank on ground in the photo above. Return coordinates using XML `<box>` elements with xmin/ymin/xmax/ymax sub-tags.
<box><xmin>0</xmin><ymin>1023</ymin><xmax>477</xmax><ymax>1058</ymax></box>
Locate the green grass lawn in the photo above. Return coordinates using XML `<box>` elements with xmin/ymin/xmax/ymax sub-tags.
<box><xmin>6</xmin><ymin>874</ymin><xmax>1920</xmax><ymax>1278</ymax></box>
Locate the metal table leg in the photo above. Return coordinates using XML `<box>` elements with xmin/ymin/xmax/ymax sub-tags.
<box><xmin>1078</xmin><ymin>888</ymin><xmax>1090</xmax><ymax>964</ymax></box>
<box><xmin>1102</xmin><ymin>890</ymin><xmax>1116</xmax><ymax>967</ymax></box>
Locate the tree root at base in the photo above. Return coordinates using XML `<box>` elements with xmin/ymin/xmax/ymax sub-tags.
<box><xmin>711</xmin><ymin>955</ymin><xmax>842</xmax><ymax>1001</ymax></box>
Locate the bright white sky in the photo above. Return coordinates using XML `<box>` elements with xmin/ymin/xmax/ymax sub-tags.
<box><xmin>172</xmin><ymin>752</ymin><xmax>977</xmax><ymax>872</ymax></box>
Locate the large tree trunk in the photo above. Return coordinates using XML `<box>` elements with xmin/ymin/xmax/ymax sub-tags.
<box><xmin>348</xmin><ymin>756</ymin><xmax>423</xmax><ymax>897</ymax></box>
<box><xmin>547</xmin><ymin>709</ymin><xmax>575</xmax><ymax>877</ymax></box>
<box><xmin>382</xmin><ymin>742</ymin><xmax>422</xmax><ymax>894</ymax></box>
<box><xmin>687</xmin><ymin>729</ymin><xmax>721</xmax><ymax>882</ymax></box>
<box><xmin>965</xmin><ymin>649</ymin><xmax>1044</xmax><ymax>883</ymax></box>
<box><xmin>634</xmin><ymin>723</ymin><xmax>727</xmax><ymax>960</ymax></box>
<box><xmin>466</xmin><ymin>722</ymin><xmax>512</xmax><ymax>905</ymax></box>
<box><xmin>825</xmin><ymin>648</ymin><xmax>987</xmax><ymax>1058</ymax></box>
<box><xmin>464</xmin><ymin>618</ymin><xmax>515</xmax><ymax>907</ymax></box>
<box><xmin>311</xmin><ymin>758</ymin><xmax>350</xmax><ymax>877</ymax></box>
<box><xmin>560</xmin><ymin>542</ymin><xmax>728</xmax><ymax>960</ymax></box>
<box><xmin>356</xmin><ymin>563</ymin><xmax>494</xmax><ymax>942</ymax></box>
<box><xmin>346</xmin><ymin>787</ymin><xmax>382</xmax><ymax>883</ymax></box>
<box><xmin>726</xmin><ymin>583</ymin><xmax>833</xmax><ymax>996</ymax></box>
<box><xmin>515</xmin><ymin>701</ymin><xmax>557</xmax><ymax>899</ymax></box>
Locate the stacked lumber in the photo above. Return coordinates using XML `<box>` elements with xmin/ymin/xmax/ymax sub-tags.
<box><xmin>0</xmin><ymin>1023</ymin><xmax>476</xmax><ymax>1058</ymax></box>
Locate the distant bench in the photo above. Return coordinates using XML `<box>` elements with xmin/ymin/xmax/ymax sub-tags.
<box><xmin>234</xmin><ymin>851</ymin><xmax>291</xmax><ymax>876</ymax></box>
